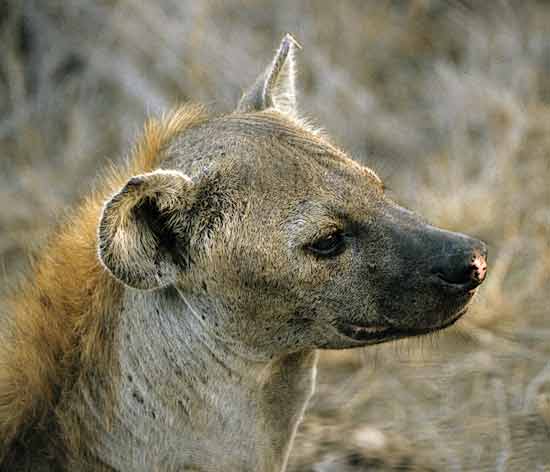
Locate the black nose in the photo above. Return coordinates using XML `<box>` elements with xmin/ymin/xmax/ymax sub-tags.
<box><xmin>432</xmin><ymin>238</ymin><xmax>488</xmax><ymax>289</ymax></box>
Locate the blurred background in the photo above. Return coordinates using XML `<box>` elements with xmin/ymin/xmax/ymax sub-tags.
<box><xmin>1</xmin><ymin>1</ymin><xmax>550</xmax><ymax>470</ymax></box>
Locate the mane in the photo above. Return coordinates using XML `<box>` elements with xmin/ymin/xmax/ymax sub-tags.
<box><xmin>0</xmin><ymin>104</ymin><xmax>207</xmax><ymax>463</ymax></box>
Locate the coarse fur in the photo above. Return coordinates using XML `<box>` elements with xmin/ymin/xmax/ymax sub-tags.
<box><xmin>0</xmin><ymin>35</ymin><xmax>487</xmax><ymax>471</ymax></box>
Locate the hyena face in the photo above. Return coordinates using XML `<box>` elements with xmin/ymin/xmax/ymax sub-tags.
<box><xmin>99</xmin><ymin>35</ymin><xmax>487</xmax><ymax>356</ymax></box>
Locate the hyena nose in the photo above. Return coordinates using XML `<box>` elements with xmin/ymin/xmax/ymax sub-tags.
<box><xmin>433</xmin><ymin>240</ymin><xmax>488</xmax><ymax>289</ymax></box>
<box><xmin>469</xmin><ymin>249</ymin><xmax>488</xmax><ymax>286</ymax></box>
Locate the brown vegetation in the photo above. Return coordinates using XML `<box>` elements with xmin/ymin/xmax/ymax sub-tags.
<box><xmin>1</xmin><ymin>1</ymin><xmax>549</xmax><ymax>470</ymax></box>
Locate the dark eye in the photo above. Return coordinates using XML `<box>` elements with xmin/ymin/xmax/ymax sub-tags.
<box><xmin>307</xmin><ymin>231</ymin><xmax>346</xmax><ymax>258</ymax></box>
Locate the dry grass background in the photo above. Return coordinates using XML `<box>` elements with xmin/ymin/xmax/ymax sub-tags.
<box><xmin>1</xmin><ymin>1</ymin><xmax>550</xmax><ymax>470</ymax></box>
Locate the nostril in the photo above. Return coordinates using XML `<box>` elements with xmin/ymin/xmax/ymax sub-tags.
<box><xmin>469</xmin><ymin>250</ymin><xmax>488</xmax><ymax>284</ymax></box>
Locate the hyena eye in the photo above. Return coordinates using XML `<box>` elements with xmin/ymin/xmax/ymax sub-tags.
<box><xmin>307</xmin><ymin>230</ymin><xmax>346</xmax><ymax>258</ymax></box>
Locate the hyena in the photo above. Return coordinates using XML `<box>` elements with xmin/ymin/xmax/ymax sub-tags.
<box><xmin>0</xmin><ymin>35</ymin><xmax>487</xmax><ymax>471</ymax></box>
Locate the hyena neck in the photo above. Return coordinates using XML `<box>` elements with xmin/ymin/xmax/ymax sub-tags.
<box><xmin>89</xmin><ymin>286</ymin><xmax>317</xmax><ymax>472</ymax></box>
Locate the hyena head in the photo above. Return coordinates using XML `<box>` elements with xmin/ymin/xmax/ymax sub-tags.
<box><xmin>98</xmin><ymin>35</ymin><xmax>487</xmax><ymax>357</ymax></box>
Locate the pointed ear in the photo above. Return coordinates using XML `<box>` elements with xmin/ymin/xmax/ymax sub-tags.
<box><xmin>237</xmin><ymin>33</ymin><xmax>302</xmax><ymax>117</ymax></box>
<box><xmin>98</xmin><ymin>170</ymin><xmax>195</xmax><ymax>290</ymax></box>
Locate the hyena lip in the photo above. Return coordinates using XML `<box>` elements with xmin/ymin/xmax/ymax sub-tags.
<box><xmin>432</xmin><ymin>274</ymin><xmax>480</xmax><ymax>293</ymax></box>
<box><xmin>336</xmin><ymin>309</ymin><xmax>467</xmax><ymax>344</ymax></box>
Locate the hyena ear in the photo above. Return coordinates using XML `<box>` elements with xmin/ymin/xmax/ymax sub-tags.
<box><xmin>98</xmin><ymin>169</ymin><xmax>195</xmax><ymax>290</ymax></box>
<box><xmin>237</xmin><ymin>33</ymin><xmax>302</xmax><ymax>117</ymax></box>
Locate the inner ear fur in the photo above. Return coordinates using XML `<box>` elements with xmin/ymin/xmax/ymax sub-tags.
<box><xmin>98</xmin><ymin>169</ymin><xmax>194</xmax><ymax>290</ymax></box>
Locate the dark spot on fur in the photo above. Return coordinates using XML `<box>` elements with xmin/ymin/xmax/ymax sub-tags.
<box><xmin>127</xmin><ymin>374</ymin><xmax>133</xmax><ymax>382</ymax></box>
<box><xmin>132</xmin><ymin>390</ymin><xmax>144</xmax><ymax>405</ymax></box>
<box><xmin>39</xmin><ymin>294</ymin><xmax>52</xmax><ymax>309</ymax></box>
<box><xmin>16</xmin><ymin>13</ymin><xmax>32</xmax><ymax>58</ymax></box>
<box><xmin>398</xmin><ymin>456</ymin><xmax>413</xmax><ymax>470</ymax></box>
<box><xmin>347</xmin><ymin>452</ymin><xmax>364</xmax><ymax>466</ymax></box>
<box><xmin>347</xmin><ymin>452</ymin><xmax>383</xmax><ymax>468</ymax></box>
<box><xmin>53</xmin><ymin>54</ymin><xmax>85</xmax><ymax>83</ymax></box>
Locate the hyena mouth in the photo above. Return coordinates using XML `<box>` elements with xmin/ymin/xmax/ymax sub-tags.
<box><xmin>337</xmin><ymin>308</ymin><xmax>468</xmax><ymax>344</ymax></box>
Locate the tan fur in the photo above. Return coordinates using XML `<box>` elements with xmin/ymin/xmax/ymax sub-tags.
<box><xmin>0</xmin><ymin>104</ymin><xmax>207</xmax><ymax>464</ymax></box>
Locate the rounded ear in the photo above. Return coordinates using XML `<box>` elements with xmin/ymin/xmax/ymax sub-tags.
<box><xmin>236</xmin><ymin>33</ymin><xmax>301</xmax><ymax>118</ymax></box>
<box><xmin>98</xmin><ymin>169</ymin><xmax>195</xmax><ymax>290</ymax></box>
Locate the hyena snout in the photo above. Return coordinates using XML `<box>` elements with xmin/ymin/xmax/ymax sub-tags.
<box><xmin>428</xmin><ymin>230</ymin><xmax>488</xmax><ymax>291</ymax></box>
